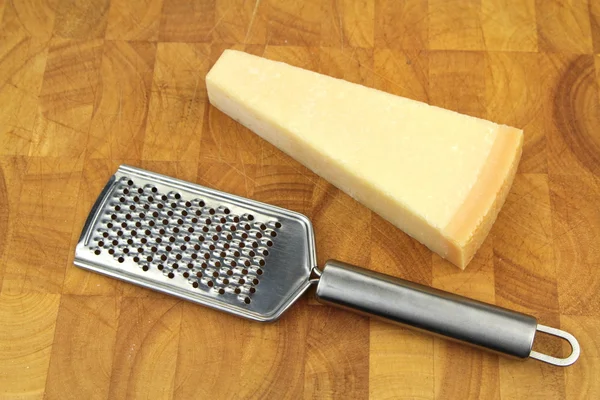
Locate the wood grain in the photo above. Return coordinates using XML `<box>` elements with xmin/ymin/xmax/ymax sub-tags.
<box><xmin>433</xmin><ymin>237</ymin><xmax>495</xmax><ymax>304</ymax></box>
<box><xmin>173</xmin><ymin>302</ymin><xmax>245</xmax><ymax>399</ymax></box>
<box><xmin>374</xmin><ymin>0</ymin><xmax>428</xmax><ymax>50</ymax></box>
<box><xmin>108</xmin><ymin>297</ymin><xmax>182</xmax><ymax>400</ymax></box>
<box><xmin>319</xmin><ymin>47</ymin><xmax>374</xmax><ymax>87</ymax></box>
<box><xmin>499</xmin><ymin>333</ymin><xmax>566</xmax><ymax>400</ymax></box>
<box><xmin>254</xmin><ymin>161</ymin><xmax>314</xmax><ymax>216</ymax></box>
<box><xmin>238</xmin><ymin>305</ymin><xmax>308</xmax><ymax>399</ymax></box>
<box><xmin>2</xmin><ymin>157</ymin><xmax>83</xmax><ymax>294</ymax></box>
<box><xmin>321</xmin><ymin>0</ymin><xmax>375</xmax><ymax>48</ymax></box>
<box><xmin>305</xmin><ymin>307</ymin><xmax>369</xmax><ymax>399</ymax></box>
<box><xmin>265</xmin><ymin>0</ymin><xmax>321</xmax><ymax>46</ymax></box>
<box><xmin>536</xmin><ymin>0</ymin><xmax>593</xmax><ymax>54</ymax></box>
<box><xmin>429</xmin><ymin>50</ymin><xmax>486</xmax><ymax>118</ymax></box>
<box><xmin>370</xmin><ymin>321</ymin><xmax>434</xmax><ymax>399</ymax></box>
<box><xmin>370</xmin><ymin>213</ymin><xmax>432</xmax><ymax>285</ymax></box>
<box><xmin>548</xmin><ymin>54</ymin><xmax>600</xmax><ymax>177</ymax></box>
<box><xmin>31</xmin><ymin>38</ymin><xmax>103</xmax><ymax>157</ymax></box>
<box><xmin>434</xmin><ymin>339</ymin><xmax>500</xmax><ymax>400</ymax></box>
<box><xmin>311</xmin><ymin>180</ymin><xmax>371</xmax><ymax>269</ymax></box>
<box><xmin>481</xmin><ymin>0</ymin><xmax>537</xmax><ymax>52</ymax></box>
<box><xmin>494</xmin><ymin>174</ymin><xmax>566</xmax><ymax>398</ymax></box>
<box><xmin>143</xmin><ymin>42</ymin><xmax>208</xmax><ymax>161</ymax></box>
<box><xmin>209</xmin><ymin>0</ymin><xmax>267</xmax><ymax>44</ymax></box>
<box><xmin>561</xmin><ymin>315</ymin><xmax>600</xmax><ymax>399</ymax></box>
<box><xmin>159</xmin><ymin>0</ymin><xmax>215</xmax><ymax>42</ymax></box>
<box><xmin>485</xmin><ymin>52</ymin><xmax>547</xmax><ymax>173</ymax></box>
<box><xmin>45</xmin><ymin>295</ymin><xmax>119</xmax><ymax>400</ymax></box>
<box><xmin>1</xmin><ymin>0</ymin><xmax>599</xmax><ymax>398</ymax></box>
<box><xmin>374</xmin><ymin>48</ymin><xmax>429</xmax><ymax>102</ymax></box>
<box><xmin>105</xmin><ymin>0</ymin><xmax>162</xmax><ymax>41</ymax></box>
<box><xmin>0</xmin><ymin>292</ymin><xmax>61</xmax><ymax>398</ymax></box>
<box><xmin>53</xmin><ymin>0</ymin><xmax>110</xmax><ymax>40</ymax></box>
<box><xmin>0</xmin><ymin>157</ymin><xmax>28</xmax><ymax>292</ymax></box>
<box><xmin>428</xmin><ymin>0</ymin><xmax>485</xmax><ymax>51</ymax></box>
<box><xmin>0</xmin><ymin>36</ymin><xmax>48</xmax><ymax>156</ymax></box>
<box><xmin>494</xmin><ymin>174</ymin><xmax>559</xmax><ymax>315</ymax></box>
<box><xmin>592</xmin><ymin>2</ymin><xmax>600</xmax><ymax>53</ymax></box>
<box><xmin>0</xmin><ymin>0</ymin><xmax>57</xmax><ymax>38</ymax></box>
<box><xmin>88</xmin><ymin>40</ymin><xmax>156</xmax><ymax>161</ymax></box>
<box><xmin>551</xmin><ymin>173</ymin><xmax>600</xmax><ymax>315</ymax></box>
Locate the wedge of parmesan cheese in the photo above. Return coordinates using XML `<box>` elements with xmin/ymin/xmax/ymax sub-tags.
<box><xmin>206</xmin><ymin>50</ymin><xmax>523</xmax><ymax>269</ymax></box>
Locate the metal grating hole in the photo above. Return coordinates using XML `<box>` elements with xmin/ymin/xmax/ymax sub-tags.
<box><xmin>89</xmin><ymin>176</ymin><xmax>284</xmax><ymax>305</ymax></box>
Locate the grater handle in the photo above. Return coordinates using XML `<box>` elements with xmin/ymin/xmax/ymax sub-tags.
<box><xmin>314</xmin><ymin>260</ymin><xmax>580</xmax><ymax>366</ymax></box>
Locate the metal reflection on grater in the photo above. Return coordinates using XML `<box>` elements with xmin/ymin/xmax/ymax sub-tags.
<box><xmin>84</xmin><ymin>173</ymin><xmax>282</xmax><ymax>307</ymax></box>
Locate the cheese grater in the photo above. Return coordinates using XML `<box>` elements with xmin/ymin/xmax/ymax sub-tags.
<box><xmin>75</xmin><ymin>165</ymin><xmax>580</xmax><ymax>367</ymax></box>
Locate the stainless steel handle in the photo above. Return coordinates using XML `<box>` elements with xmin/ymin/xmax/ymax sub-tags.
<box><xmin>314</xmin><ymin>260</ymin><xmax>580</xmax><ymax>366</ymax></box>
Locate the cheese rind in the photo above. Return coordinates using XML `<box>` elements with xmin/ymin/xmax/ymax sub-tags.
<box><xmin>206</xmin><ymin>50</ymin><xmax>523</xmax><ymax>269</ymax></box>
<box><xmin>444</xmin><ymin>126</ymin><xmax>523</xmax><ymax>266</ymax></box>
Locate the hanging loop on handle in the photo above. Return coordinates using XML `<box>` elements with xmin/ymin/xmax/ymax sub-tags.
<box><xmin>530</xmin><ymin>324</ymin><xmax>580</xmax><ymax>366</ymax></box>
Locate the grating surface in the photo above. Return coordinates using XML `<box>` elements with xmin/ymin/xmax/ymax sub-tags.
<box><xmin>89</xmin><ymin>175</ymin><xmax>282</xmax><ymax>305</ymax></box>
<box><xmin>74</xmin><ymin>166</ymin><xmax>315</xmax><ymax>321</ymax></box>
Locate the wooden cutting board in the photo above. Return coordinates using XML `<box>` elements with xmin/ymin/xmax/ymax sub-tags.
<box><xmin>0</xmin><ymin>0</ymin><xmax>598</xmax><ymax>399</ymax></box>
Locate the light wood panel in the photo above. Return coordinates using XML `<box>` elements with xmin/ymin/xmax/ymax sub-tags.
<box><xmin>305</xmin><ymin>307</ymin><xmax>369</xmax><ymax>399</ymax></box>
<box><xmin>108</xmin><ymin>297</ymin><xmax>182</xmax><ymax>400</ymax></box>
<box><xmin>0</xmin><ymin>0</ymin><xmax>599</xmax><ymax>398</ymax></box>
<box><xmin>0</xmin><ymin>292</ymin><xmax>61</xmax><ymax>398</ymax></box>
<box><xmin>0</xmin><ymin>35</ymin><xmax>48</xmax><ymax>156</ymax></box>
<box><xmin>143</xmin><ymin>42</ymin><xmax>208</xmax><ymax>161</ymax></box>
<box><xmin>2</xmin><ymin>157</ymin><xmax>83</xmax><ymax>294</ymax></box>
<box><xmin>88</xmin><ymin>41</ymin><xmax>156</xmax><ymax>161</ymax></box>
<box><xmin>31</xmin><ymin>38</ymin><xmax>103</xmax><ymax>157</ymax></box>
<box><xmin>0</xmin><ymin>0</ymin><xmax>57</xmax><ymax>38</ymax></box>
<box><xmin>370</xmin><ymin>321</ymin><xmax>434</xmax><ymax>399</ymax></box>
<box><xmin>481</xmin><ymin>0</ymin><xmax>537</xmax><ymax>52</ymax></box>
<box><xmin>173</xmin><ymin>302</ymin><xmax>245</xmax><ymax>399</ymax></box>
<box><xmin>53</xmin><ymin>0</ymin><xmax>110</xmax><ymax>40</ymax></box>
<box><xmin>45</xmin><ymin>295</ymin><xmax>119</xmax><ymax>400</ymax></box>
<box><xmin>105</xmin><ymin>0</ymin><xmax>162</xmax><ymax>41</ymax></box>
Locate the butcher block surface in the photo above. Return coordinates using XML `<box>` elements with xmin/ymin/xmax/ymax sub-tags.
<box><xmin>0</xmin><ymin>0</ymin><xmax>599</xmax><ymax>399</ymax></box>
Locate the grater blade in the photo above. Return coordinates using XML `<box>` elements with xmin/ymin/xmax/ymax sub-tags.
<box><xmin>75</xmin><ymin>165</ymin><xmax>316</xmax><ymax>322</ymax></box>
